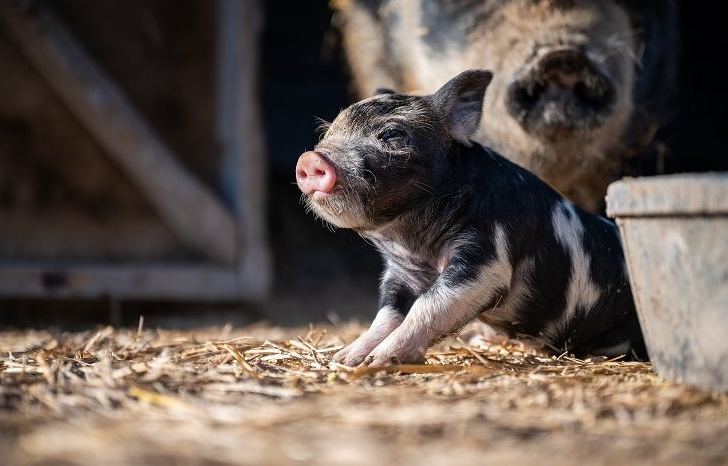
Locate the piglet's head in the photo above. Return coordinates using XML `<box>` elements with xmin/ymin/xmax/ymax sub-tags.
<box><xmin>296</xmin><ymin>69</ymin><xmax>493</xmax><ymax>231</ymax></box>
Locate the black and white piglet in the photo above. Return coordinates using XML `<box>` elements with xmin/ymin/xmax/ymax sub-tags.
<box><xmin>295</xmin><ymin>70</ymin><xmax>645</xmax><ymax>367</ymax></box>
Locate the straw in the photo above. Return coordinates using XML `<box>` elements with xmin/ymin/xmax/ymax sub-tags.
<box><xmin>1</xmin><ymin>322</ymin><xmax>726</xmax><ymax>466</ymax></box>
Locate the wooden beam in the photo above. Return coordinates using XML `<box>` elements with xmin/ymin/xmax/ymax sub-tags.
<box><xmin>0</xmin><ymin>263</ymin><xmax>250</xmax><ymax>301</ymax></box>
<box><xmin>217</xmin><ymin>0</ymin><xmax>272</xmax><ymax>299</ymax></box>
<box><xmin>0</xmin><ymin>1</ymin><xmax>237</xmax><ymax>265</ymax></box>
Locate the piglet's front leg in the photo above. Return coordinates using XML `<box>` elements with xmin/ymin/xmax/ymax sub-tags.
<box><xmin>365</xmin><ymin>257</ymin><xmax>508</xmax><ymax>367</ymax></box>
<box><xmin>332</xmin><ymin>271</ymin><xmax>414</xmax><ymax>366</ymax></box>
<box><xmin>331</xmin><ymin>307</ymin><xmax>404</xmax><ymax>366</ymax></box>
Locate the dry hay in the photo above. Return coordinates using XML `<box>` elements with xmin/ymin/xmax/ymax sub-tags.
<box><xmin>1</xmin><ymin>321</ymin><xmax>727</xmax><ymax>466</ymax></box>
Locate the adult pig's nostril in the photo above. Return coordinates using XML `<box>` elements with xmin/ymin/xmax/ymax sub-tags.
<box><xmin>295</xmin><ymin>151</ymin><xmax>337</xmax><ymax>195</ymax></box>
<box><xmin>534</xmin><ymin>50</ymin><xmax>613</xmax><ymax>104</ymax></box>
<box><xmin>506</xmin><ymin>49</ymin><xmax>616</xmax><ymax>135</ymax></box>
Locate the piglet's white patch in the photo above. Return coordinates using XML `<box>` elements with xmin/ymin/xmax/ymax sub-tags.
<box><xmin>483</xmin><ymin>224</ymin><xmax>513</xmax><ymax>288</ymax></box>
<box><xmin>427</xmin><ymin>223</ymin><xmax>513</xmax><ymax>338</ymax></box>
<box><xmin>480</xmin><ymin>255</ymin><xmax>535</xmax><ymax>329</ymax></box>
<box><xmin>550</xmin><ymin>201</ymin><xmax>601</xmax><ymax>334</ymax></box>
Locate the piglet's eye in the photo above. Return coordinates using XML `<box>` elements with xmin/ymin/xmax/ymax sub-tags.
<box><xmin>377</xmin><ymin>128</ymin><xmax>406</xmax><ymax>141</ymax></box>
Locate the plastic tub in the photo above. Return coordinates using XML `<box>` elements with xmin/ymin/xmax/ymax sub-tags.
<box><xmin>607</xmin><ymin>173</ymin><xmax>728</xmax><ymax>392</ymax></box>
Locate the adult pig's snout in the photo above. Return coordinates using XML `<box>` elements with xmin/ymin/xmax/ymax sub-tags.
<box><xmin>296</xmin><ymin>151</ymin><xmax>337</xmax><ymax>197</ymax></box>
<box><xmin>506</xmin><ymin>49</ymin><xmax>615</xmax><ymax>136</ymax></box>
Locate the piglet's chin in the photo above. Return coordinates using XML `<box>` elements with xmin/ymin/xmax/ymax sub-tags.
<box><xmin>318</xmin><ymin>211</ymin><xmax>362</xmax><ymax>230</ymax></box>
<box><xmin>312</xmin><ymin>191</ymin><xmax>332</xmax><ymax>201</ymax></box>
<box><xmin>306</xmin><ymin>199</ymin><xmax>369</xmax><ymax>231</ymax></box>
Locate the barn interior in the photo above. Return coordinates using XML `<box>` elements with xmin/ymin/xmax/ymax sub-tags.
<box><xmin>0</xmin><ymin>1</ymin><xmax>727</xmax><ymax>465</ymax></box>
<box><xmin>0</xmin><ymin>0</ymin><xmax>725</xmax><ymax>327</ymax></box>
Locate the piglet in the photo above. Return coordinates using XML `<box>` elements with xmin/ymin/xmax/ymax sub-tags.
<box><xmin>295</xmin><ymin>70</ymin><xmax>645</xmax><ymax>367</ymax></box>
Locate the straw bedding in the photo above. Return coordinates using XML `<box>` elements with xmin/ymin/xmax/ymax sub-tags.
<box><xmin>1</xmin><ymin>321</ymin><xmax>727</xmax><ymax>466</ymax></box>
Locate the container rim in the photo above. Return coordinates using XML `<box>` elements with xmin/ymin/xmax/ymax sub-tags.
<box><xmin>606</xmin><ymin>173</ymin><xmax>728</xmax><ymax>217</ymax></box>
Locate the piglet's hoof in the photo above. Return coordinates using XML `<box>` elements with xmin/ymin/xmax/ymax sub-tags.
<box><xmin>364</xmin><ymin>343</ymin><xmax>427</xmax><ymax>367</ymax></box>
<box><xmin>364</xmin><ymin>354</ymin><xmax>401</xmax><ymax>368</ymax></box>
<box><xmin>331</xmin><ymin>345</ymin><xmax>370</xmax><ymax>367</ymax></box>
<box><xmin>331</xmin><ymin>347</ymin><xmax>348</xmax><ymax>364</ymax></box>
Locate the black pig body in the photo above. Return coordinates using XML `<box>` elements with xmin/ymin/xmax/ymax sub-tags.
<box><xmin>296</xmin><ymin>70</ymin><xmax>645</xmax><ymax>366</ymax></box>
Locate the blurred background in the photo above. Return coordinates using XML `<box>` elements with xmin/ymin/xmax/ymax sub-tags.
<box><xmin>0</xmin><ymin>0</ymin><xmax>725</xmax><ymax>329</ymax></box>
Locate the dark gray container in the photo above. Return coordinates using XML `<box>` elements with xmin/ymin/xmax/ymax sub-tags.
<box><xmin>607</xmin><ymin>173</ymin><xmax>728</xmax><ymax>392</ymax></box>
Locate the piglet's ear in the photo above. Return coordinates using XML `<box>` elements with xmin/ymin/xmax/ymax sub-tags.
<box><xmin>432</xmin><ymin>69</ymin><xmax>493</xmax><ymax>145</ymax></box>
<box><xmin>374</xmin><ymin>87</ymin><xmax>396</xmax><ymax>96</ymax></box>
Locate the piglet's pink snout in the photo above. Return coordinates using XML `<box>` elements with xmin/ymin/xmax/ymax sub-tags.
<box><xmin>295</xmin><ymin>151</ymin><xmax>337</xmax><ymax>195</ymax></box>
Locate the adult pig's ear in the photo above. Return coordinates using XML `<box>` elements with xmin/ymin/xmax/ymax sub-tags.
<box><xmin>432</xmin><ymin>70</ymin><xmax>493</xmax><ymax>145</ymax></box>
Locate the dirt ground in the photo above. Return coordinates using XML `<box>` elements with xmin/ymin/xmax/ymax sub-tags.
<box><xmin>1</xmin><ymin>322</ymin><xmax>727</xmax><ymax>466</ymax></box>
